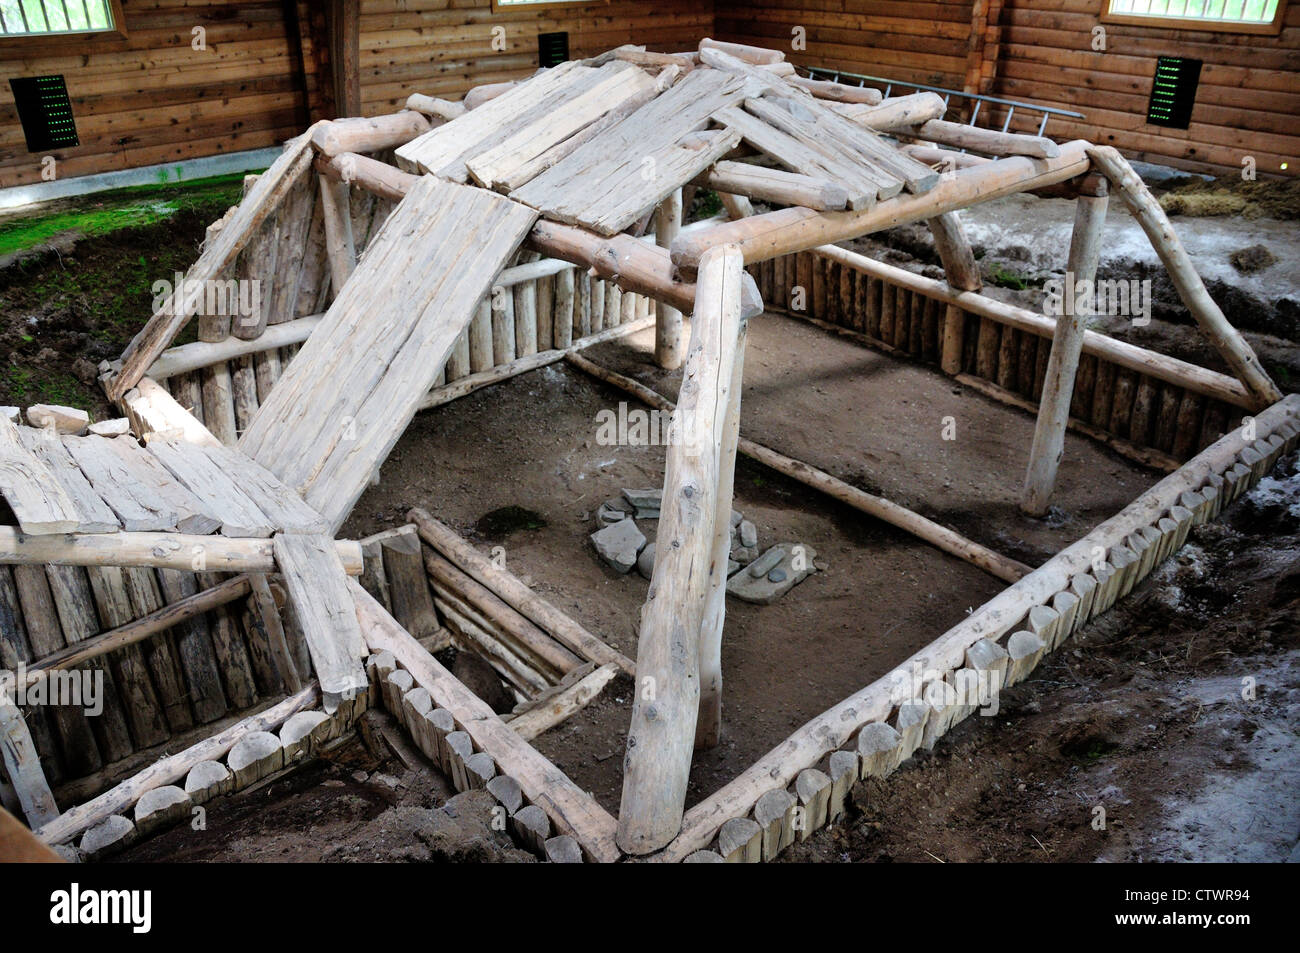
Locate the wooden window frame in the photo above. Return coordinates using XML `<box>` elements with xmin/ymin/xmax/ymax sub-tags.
<box><xmin>0</xmin><ymin>0</ymin><xmax>128</xmax><ymax>54</ymax></box>
<box><xmin>1100</xmin><ymin>0</ymin><xmax>1287</xmax><ymax>35</ymax></box>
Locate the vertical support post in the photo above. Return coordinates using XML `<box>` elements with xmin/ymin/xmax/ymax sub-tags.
<box><xmin>0</xmin><ymin>697</ymin><xmax>59</xmax><ymax>829</ymax></box>
<box><xmin>654</xmin><ymin>188</ymin><xmax>685</xmax><ymax>370</ymax></box>
<box><xmin>318</xmin><ymin>175</ymin><xmax>355</xmax><ymax>299</ymax></box>
<box><xmin>696</xmin><ymin>310</ymin><xmax>748</xmax><ymax>751</ymax></box>
<box><xmin>1021</xmin><ymin>175</ymin><xmax>1109</xmax><ymax>516</ymax></box>
<box><xmin>929</xmin><ymin>211</ymin><xmax>980</xmax><ymax>376</ymax></box>
<box><xmin>617</xmin><ymin>244</ymin><xmax>745</xmax><ymax>855</ymax></box>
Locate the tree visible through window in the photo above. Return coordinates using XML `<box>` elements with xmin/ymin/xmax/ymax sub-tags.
<box><xmin>1104</xmin><ymin>0</ymin><xmax>1285</xmax><ymax>33</ymax></box>
<box><xmin>0</xmin><ymin>0</ymin><xmax>115</xmax><ymax>37</ymax></box>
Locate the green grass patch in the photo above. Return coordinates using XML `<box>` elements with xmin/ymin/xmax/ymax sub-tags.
<box><xmin>0</xmin><ymin>172</ymin><xmax>249</xmax><ymax>256</ymax></box>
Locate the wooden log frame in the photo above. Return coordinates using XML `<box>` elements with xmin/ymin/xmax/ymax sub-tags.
<box><xmin>110</xmin><ymin>134</ymin><xmax>319</xmax><ymax>401</ymax></box>
<box><xmin>669</xmin><ymin>141</ymin><xmax>1093</xmax><ymax>272</ymax></box>
<box><xmin>810</xmin><ymin>243</ymin><xmax>1253</xmax><ymax>411</ymax></box>
<box><xmin>353</xmin><ymin>582</ymin><xmax>621</xmax><ymax>863</ymax></box>
<box><xmin>406</xmin><ymin>509</ymin><xmax>633</xmax><ymax>677</ymax></box>
<box><xmin>35</xmin><ymin>683</ymin><xmax>322</xmax><ymax>848</ymax></box>
<box><xmin>311</xmin><ymin>150</ymin><xmax>765</xmax><ymax>322</ymax></box>
<box><xmin>618</xmin><ymin>245</ymin><xmax>747</xmax><ymax>855</ymax></box>
<box><xmin>648</xmin><ymin>394</ymin><xmax>1299</xmax><ymax>863</ymax></box>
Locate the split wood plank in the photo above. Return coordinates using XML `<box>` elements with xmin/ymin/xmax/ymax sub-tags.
<box><xmin>239</xmin><ymin>176</ymin><xmax>538</xmax><ymax>531</ymax></box>
<box><xmin>395</xmin><ymin>61</ymin><xmax>597</xmax><ymax>181</ymax></box>
<box><xmin>738</xmin><ymin>96</ymin><xmax>909</xmax><ymax>198</ymax></box>
<box><xmin>272</xmin><ymin>533</ymin><xmax>369</xmax><ymax>698</ymax></box>
<box><xmin>197</xmin><ymin>443</ymin><xmax>328</xmax><ymax>534</ymax></box>
<box><xmin>352</xmin><ymin>582</ymin><xmax>621</xmax><ymax>863</ymax></box>
<box><xmin>145</xmin><ymin>437</ymin><xmax>276</xmax><ymax>538</ymax></box>
<box><xmin>122</xmin><ymin>377</ymin><xmax>223</xmax><ymax>448</ymax></box>
<box><xmin>16</xmin><ymin>428</ymin><xmax>119</xmax><ymax>533</ymax></box>
<box><xmin>0</xmin><ymin>417</ymin><xmax>82</xmax><ymax>535</ymax></box>
<box><xmin>512</xmin><ymin>68</ymin><xmax>751</xmax><ymax>236</ymax></box>
<box><xmin>713</xmin><ymin>105</ymin><xmax>882</xmax><ymax>209</ymax></box>
<box><xmin>466</xmin><ymin>61</ymin><xmax>658</xmax><ymax>192</ymax></box>
<box><xmin>111</xmin><ymin>135</ymin><xmax>317</xmax><ymax>400</ymax></box>
<box><xmin>87</xmin><ymin>435</ymin><xmax>219</xmax><ymax>535</ymax></box>
<box><xmin>61</xmin><ymin>435</ymin><xmax>180</xmax><ymax>533</ymax></box>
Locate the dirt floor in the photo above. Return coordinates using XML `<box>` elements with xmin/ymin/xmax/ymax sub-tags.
<box><xmin>4</xmin><ymin>169</ymin><xmax>1297</xmax><ymax>863</ymax></box>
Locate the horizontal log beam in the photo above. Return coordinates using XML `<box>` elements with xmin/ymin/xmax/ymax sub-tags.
<box><xmin>309</xmin><ymin>112</ymin><xmax>431</xmax><ymax>158</ymax></box>
<box><xmin>418</xmin><ymin>316</ymin><xmax>654</xmax><ymax>412</ymax></box>
<box><xmin>903</xmin><ymin>119</ymin><xmax>1060</xmax><ymax>159</ymax></box>
<box><xmin>22</xmin><ymin>575</ymin><xmax>253</xmax><ymax>687</ymax></box>
<box><xmin>669</xmin><ymin>140</ymin><xmax>1092</xmax><ymax>270</ymax></box>
<box><xmin>693</xmin><ymin>160</ymin><xmax>849</xmax><ymax>211</ymax></box>
<box><xmin>146</xmin><ymin>316</ymin><xmax>324</xmax><ymax>381</ymax></box>
<box><xmin>311</xmin><ymin>155</ymin><xmax>765</xmax><ymax>318</ymax></box>
<box><xmin>0</xmin><ymin>529</ymin><xmax>363</xmax><ymax>575</ymax></box>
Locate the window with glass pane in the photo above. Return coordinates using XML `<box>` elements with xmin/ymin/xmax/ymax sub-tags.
<box><xmin>0</xmin><ymin>0</ymin><xmax>116</xmax><ymax>37</ymax></box>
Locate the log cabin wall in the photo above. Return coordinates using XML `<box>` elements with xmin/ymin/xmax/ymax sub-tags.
<box><xmin>0</xmin><ymin>1</ymin><xmax>311</xmax><ymax>189</ymax></box>
<box><xmin>356</xmin><ymin>0</ymin><xmax>715</xmax><ymax>114</ymax></box>
<box><xmin>992</xmin><ymin>0</ymin><xmax>1300</xmax><ymax>177</ymax></box>
<box><xmin>713</xmin><ymin>0</ymin><xmax>979</xmax><ymax>91</ymax></box>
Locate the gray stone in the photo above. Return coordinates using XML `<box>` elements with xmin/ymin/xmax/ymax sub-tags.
<box><xmin>727</xmin><ymin>542</ymin><xmax>818</xmax><ymax>605</ymax></box>
<box><xmin>727</xmin><ymin>559</ymin><xmax>740</xmax><ymax>576</ymax></box>
<box><xmin>747</xmin><ymin>545</ymin><xmax>787</xmax><ymax>578</ymax></box>
<box><xmin>739</xmin><ymin>519</ymin><xmax>758</xmax><ymax>548</ymax></box>
<box><xmin>636</xmin><ymin>542</ymin><xmax>656</xmax><ymax>579</ymax></box>
<box><xmin>88</xmin><ymin>417</ymin><xmax>131</xmax><ymax>437</ymax></box>
<box><xmin>730</xmin><ymin>509</ymin><xmax>743</xmax><ymax>527</ymax></box>
<box><xmin>621</xmin><ymin>487</ymin><xmax>662</xmax><ymax>519</ymax></box>
<box><xmin>26</xmin><ymin>403</ymin><xmax>89</xmax><ymax>435</ymax></box>
<box><xmin>596</xmin><ymin>497</ymin><xmax>633</xmax><ymax>528</ymax></box>
<box><xmin>590</xmin><ymin>517</ymin><xmax>645</xmax><ymax>574</ymax></box>
<box><xmin>1</xmin><ymin>406</ymin><xmax>18</xmax><ymax>424</ymax></box>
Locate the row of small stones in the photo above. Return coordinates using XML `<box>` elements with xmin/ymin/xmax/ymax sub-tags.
<box><xmin>69</xmin><ymin>693</ymin><xmax>370</xmax><ymax>861</ymax></box>
<box><xmin>369</xmin><ymin>653</ymin><xmax>585</xmax><ymax>864</ymax></box>
<box><xmin>695</xmin><ymin>420</ymin><xmax>1300</xmax><ymax>864</ymax></box>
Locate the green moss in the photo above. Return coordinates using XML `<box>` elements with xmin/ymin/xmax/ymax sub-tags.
<box><xmin>986</xmin><ymin>263</ymin><xmax>1029</xmax><ymax>291</ymax></box>
<box><xmin>0</xmin><ymin>172</ymin><xmax>248</xmax><ymax>256</ymax></box>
